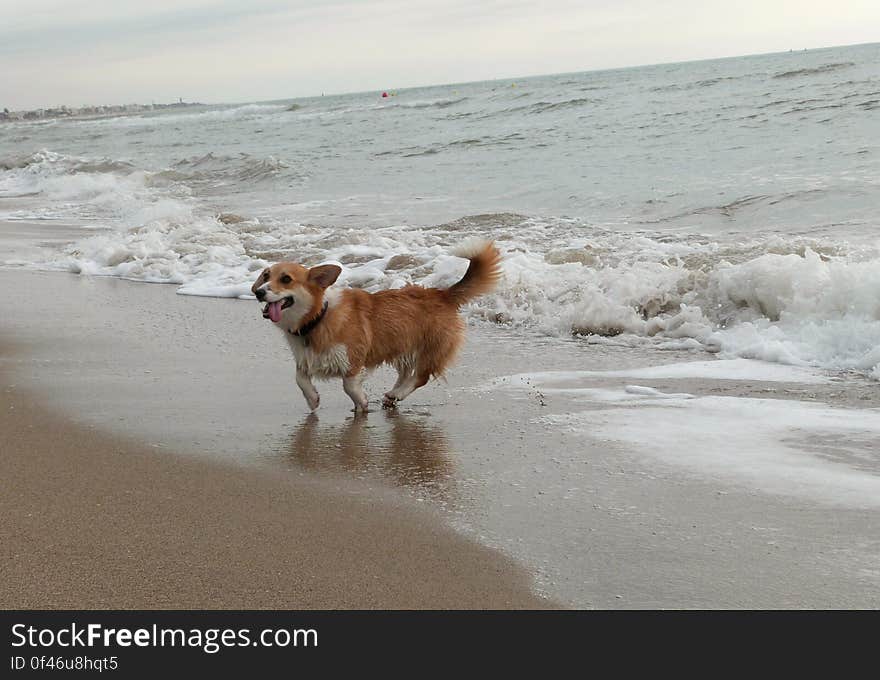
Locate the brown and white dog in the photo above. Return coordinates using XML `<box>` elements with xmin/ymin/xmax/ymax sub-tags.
<box><xmin>252</xmin><ymin>240</ymin><xmax>502</xmax><ymax>412</ymax></box>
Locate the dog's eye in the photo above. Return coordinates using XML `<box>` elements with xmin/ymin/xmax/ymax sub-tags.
<box><xmin>280</xmin><ymin>274</ymin><xmax>292</xmax><ymax>285</ymax></box>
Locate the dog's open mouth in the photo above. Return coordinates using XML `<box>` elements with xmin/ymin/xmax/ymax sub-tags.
<box><xmin>262</xmin><ymin>297</ymin><xmax>294</xmax><ymax>322</ymax></box>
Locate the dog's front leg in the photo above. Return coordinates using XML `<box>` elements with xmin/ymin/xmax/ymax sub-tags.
<box><xmin>342</xmin><ymin>371</ymin><xmax>369</xmax><ymax>413</ymax></box>
<box><xmin>296</xmin><ymin>367</ymin><xmax>320</xmax><ymax>411</ymax></box>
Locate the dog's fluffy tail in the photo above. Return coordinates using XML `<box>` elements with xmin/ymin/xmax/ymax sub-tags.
<box><xmin>445</xmin><ymin>239</ymin><xmax>502</xmax><ymax>307</ymax></box>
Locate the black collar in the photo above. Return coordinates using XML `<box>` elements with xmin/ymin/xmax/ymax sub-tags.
<box><xmin>289</xmin><ymin>301</ymin><xmax>329</xmax><ymax>338</ymax></box>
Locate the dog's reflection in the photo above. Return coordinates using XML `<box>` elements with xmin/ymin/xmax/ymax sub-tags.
<box><xmin>288</xmin><ymin>411</ymin><xmax>455</xmax><ymax>501</ymax></box>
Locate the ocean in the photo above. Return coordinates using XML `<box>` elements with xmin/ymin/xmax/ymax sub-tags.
<box><xmin>2</xmin><ymin>42</ymin><xmax>880</xmax><ymax>377</ymax></box>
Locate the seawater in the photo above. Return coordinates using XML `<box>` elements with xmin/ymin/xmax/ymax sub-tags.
<box><xmin>2</xmin><ymin>43</ymin><xmax>879</xmax><ymax>375</ymax></box>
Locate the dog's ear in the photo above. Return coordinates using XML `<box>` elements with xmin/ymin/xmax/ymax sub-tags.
<box><xmin>308</xmin><ymin>264</ymin><xmax>341</xmax><ymax>289</ymax></box>
<box><xmin>251</xmin><ymin>267</ymin><xmax>270</xmax><ymax>294</ymax></box>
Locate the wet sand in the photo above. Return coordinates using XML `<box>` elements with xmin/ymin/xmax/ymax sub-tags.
<box><xmin>2</xmin><ymin>268</ymin><xmax>879</xmax><ymax>608</ymax></box>
<box><xmin>0</xmin><ymin>279</ymin><xmax>549</xmax><ymax>609</ymax></box>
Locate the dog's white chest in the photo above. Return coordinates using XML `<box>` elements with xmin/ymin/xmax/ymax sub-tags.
<box><xmin>286</xmin><ymin>336</ymin><xmax>350</xmax><ymax>378</ymax></box>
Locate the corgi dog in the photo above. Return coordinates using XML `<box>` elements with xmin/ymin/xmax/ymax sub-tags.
<box><xmin>252</xmin><ymin>240</ymin><xmax>501</xmax><ymax>412</ymax></box>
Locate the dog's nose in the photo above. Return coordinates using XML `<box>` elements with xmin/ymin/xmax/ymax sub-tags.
<box><xmin>255</xmin><ymin>288</ymin><xmax>266</xmax><ymax>301</ymax></box>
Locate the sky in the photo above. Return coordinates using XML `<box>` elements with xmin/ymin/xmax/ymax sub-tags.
<box><xmin>1</xmin><ymin>0</ymin><xmax>878</xmax><ymax>109</ymax></box>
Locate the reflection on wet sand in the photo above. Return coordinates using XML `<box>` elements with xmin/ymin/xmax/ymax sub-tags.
<box><xmin>287</xmin><ymin>411</ymin><xmax>456</xmax><ymax>502</ymax></box>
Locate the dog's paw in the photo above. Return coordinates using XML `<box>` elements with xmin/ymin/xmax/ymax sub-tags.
<box><xmin>382</xmin><ymin>393</ymin><xmax>399</xmax><ymax>409</ymax></box>
<box><xmin>307</xmin><ymin>393</ymin><xmax>320</xmax><ymax>411</ymax></box>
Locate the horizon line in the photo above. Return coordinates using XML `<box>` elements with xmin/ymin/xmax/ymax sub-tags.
<box><xmin>9</xmin><ymin>39</ymin><xmax>878</xmax><ymax>112</ymax></box>
<box><xmin>220</xmin><ymin>39</ymin><xmax>878</xmax><ymax>108</ymax></box>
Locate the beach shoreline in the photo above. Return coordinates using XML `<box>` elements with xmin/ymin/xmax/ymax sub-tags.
<box><xmin>0</xmin><ymin>273</ymin><xmax>551</xmax><ymax>609</ymax></box>
<box><xmin>2</xmin><ymin>268</ymin><xmax>879</xmax><ymax>608</ymax></box>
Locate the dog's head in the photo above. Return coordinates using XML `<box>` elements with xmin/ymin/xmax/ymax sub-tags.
<box><xmin>251</xmin><ymin>262</ymin><xmax>341</xmax><ymax>327</ymax></box>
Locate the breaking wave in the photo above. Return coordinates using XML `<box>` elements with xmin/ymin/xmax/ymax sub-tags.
<box><xmin>4</xmin><ymin>153</ymin><xmax>878</xmax><ymax>376</ymax></box>
<box><xmin>25</xmin><ymin>205</ymin><xmax>880</xmax><ymax>378</ymax></box>
<box><xmin>0</xmin><ymin>149</ymin><xmax>296</xmax><ymax>222</ymax></box>
<box><xmin>74</xmin><ymin>103</ymin><xmax>290</xmax><ymax>128</ymax></box>
<box><xmin>0</xmin><ymin>150</ymin><xmax>168</xmax><ymax>220</ymax></box>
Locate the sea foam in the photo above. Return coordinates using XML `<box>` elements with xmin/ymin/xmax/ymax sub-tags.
<box><xmin>3</xmin><ymin>149</ymin><xmax>880</xmax><ymax>379</ymax></box>
<box><xmin>54</xmin><ymin>211</ymin><xmax>880</xmax><ymax>378</ymax></box>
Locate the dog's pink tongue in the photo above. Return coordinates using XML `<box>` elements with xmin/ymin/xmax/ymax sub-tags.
<box><xmin>268</xmin><ymin>301</ymin><xmax>282</xmax><ymax>323</ymax></box>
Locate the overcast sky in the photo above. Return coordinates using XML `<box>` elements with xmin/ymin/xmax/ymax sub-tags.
<box><xmin>2</xmin><ymin>0</ymin><xmax>878</xmax><ymax>109</ymax></box>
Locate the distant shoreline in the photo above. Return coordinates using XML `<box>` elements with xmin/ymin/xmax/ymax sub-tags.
<box><xmin>0</xmin><ymin>101</ymin><xmax>204</xmax><ymax>124</ymax></box>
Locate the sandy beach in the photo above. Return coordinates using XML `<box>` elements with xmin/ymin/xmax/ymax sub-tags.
<box><xmin>2</xmin><ymin>264</ymin><xmax>879</xmax><ymax>609</ymax></box>
<box><xmin>0</xmin><ymin>275</ymin><xmax>550</xmax><ymax>609</ymax></box>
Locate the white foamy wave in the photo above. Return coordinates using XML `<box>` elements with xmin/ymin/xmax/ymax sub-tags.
<box><xmin>683</xmin><ymin>249</ymin><xmax>880</xmax><ymax>373</ymax></box>
<box><xmin>57</xmin><ymin>210</ymin><xmax>269</xmax><ymax>297</ymax></box>
<box><xmin>290</xmin><ymin>96</ymin><xmax>469</xmax><ymax>121</ymax></box>
<box><xmin>382</xmin><ymin>97</ymin><xmax>468</xmax><ymax>110</ymax></box>
<box><xmin>72</xmin><ymin>103</ymin><xmax>290</xmax><ymax>129</ymax></box>
<box><xmin>17</xmin><ymin>204</ymin><xmax>880</xmax><ymax>378</ymax></box>
<box><xmin>0</xmin><ymin>149</ymin><xmax>191</xmax><ymax>221</ymax></box>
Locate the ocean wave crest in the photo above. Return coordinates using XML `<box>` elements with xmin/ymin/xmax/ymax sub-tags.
<box><xmin>153</xmin><ymin>152</ymin><xmax>293</xmax><ymax>188</ymax></box>
<box><xmin>0</xmin><ymin>150</ymin><xmax>158</xmax><ymax>214</ymax></box>
<box><xmin>39</xmin><ymin>211</ymin><xmax>880</xmax><ymax>378</ymax></box>
<box><xmin>773</xmin><ymin>61</ymin><xmax>855</xmax><ymax>79</ymax></box>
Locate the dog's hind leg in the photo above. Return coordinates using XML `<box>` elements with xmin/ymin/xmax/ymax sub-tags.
<box><xmin>383</xmin><ymin>368</ymin><xmax>412</xmax><ymax>408</ymax></box>
<box><xmin>296</xmin><ymin>368</ymin><xmax>320</xmax><ymax>411</ymax></box>
<box><xmin>343</xmin><ymin>369</ymin><xmax>369</xmax><ymax>413</ymax></box>
<box><xmin>383</xmin><ymin>369</ymin><xmax>431</xmax><ymax>407</ymax></box>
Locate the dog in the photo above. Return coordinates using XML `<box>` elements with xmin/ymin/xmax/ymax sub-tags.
<box><xmin>252</xmin><ymin>240</ymin><xmax>501</xmax><ymax>412</ymax></box>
